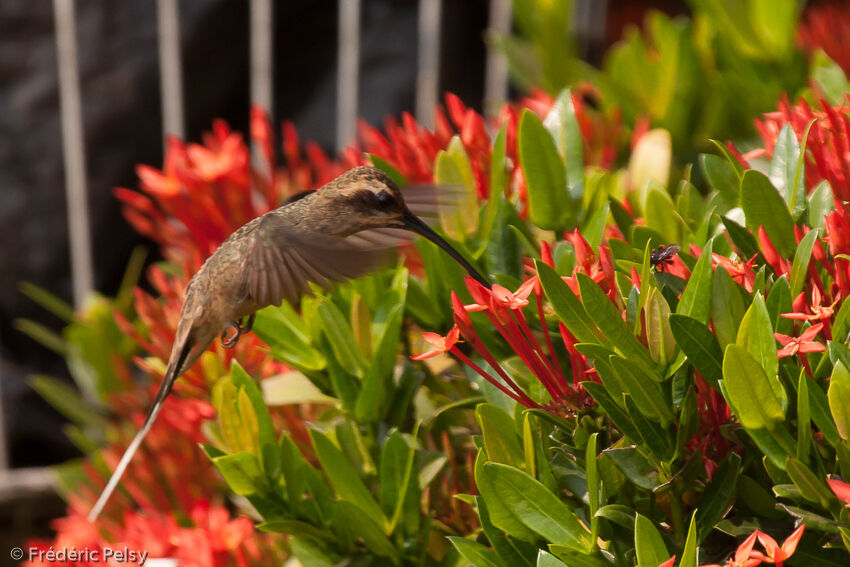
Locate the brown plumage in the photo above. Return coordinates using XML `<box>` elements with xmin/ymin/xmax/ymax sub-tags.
<box><xmin>88</xmin><ymin>166</ymin><xmax>489</xmax><ymax>521</ymax></box>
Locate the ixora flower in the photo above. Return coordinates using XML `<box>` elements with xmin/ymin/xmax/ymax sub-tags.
<box><xmin>700</xmin><ymin>530</ymin><xmax>761</xmax><ymax>567</ymax></box>
<box><xmin>775</xmin><ymin>323</ymin><xmax>827</xmax><ymax>358</ymax></box>
<box><xmin>827</xmin><ymin>475</ymin><xmax>850</xmax><ymax>506</ymax></box>
<box><xmin>751</xmin><ymin>526</ymin><xmax>806</xmax><ymax>566</ymax></box>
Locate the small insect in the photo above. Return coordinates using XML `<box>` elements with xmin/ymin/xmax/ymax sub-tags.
<box><xmin>650</xmin><ymin>244</ymin><xmax>680</xmax><ymax>272</ymax></box>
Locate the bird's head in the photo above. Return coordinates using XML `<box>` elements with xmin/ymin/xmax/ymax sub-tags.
<box><xmin>321</xmin><ymin>166</ymin><xmax>490</xmax><ymax>287</ymax></box>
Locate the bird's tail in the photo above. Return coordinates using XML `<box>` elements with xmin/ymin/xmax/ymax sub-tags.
<box><xmin>87</xmin><ymin>337</ymin><xmax>193</xmax><ymax>522</ymax></box>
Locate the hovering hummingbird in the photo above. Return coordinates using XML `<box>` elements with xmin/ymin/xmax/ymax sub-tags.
<box><xmin>88</xmin><ymin>166</ymin><xmax>489</xmax><ymax>521</ymax></box>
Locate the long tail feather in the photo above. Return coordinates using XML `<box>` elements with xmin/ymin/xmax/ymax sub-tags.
<box><xmin>87</xmin><ymin>338</ymin><xmax>193</xmax><ymax>522</ymax></box>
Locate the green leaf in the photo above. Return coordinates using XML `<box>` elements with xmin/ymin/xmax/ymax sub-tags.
<box><xmin>490</xmin><ymin>123</ymin><xmax>509</xmax><ymax>197</ymax></box>
<box><xmin>19</xmin><ymin>281</ymin><xmax>75</xmax><ymax>322</ymax></box>
<box><xmin>581</xmin><ymin>381</ymin><xmax>643</xmax><ymax>443</ymax></box>
<box><xmin>435</xmin><ymin>136</ymin><xmax>479</xmax><ymax>238</ymax></box>
<box><xmin>317</xmin><ymin>300</ymin><xmax>367</xmax><ymax>378</ymax></box>
<box><xmin>644</xmin><ymin>186</ymin><xmax>680</xmax><ymax>243</ymax></box>
<box><xmin>380</xmin><ymin>431</ymin><xmax>418</xmax><ymax>534</ymax></box>
<box><xmin>543</xmin><ymin>89</ymin><xmax>584</xmax><ymax>198</ymax></box>
<box><xmin>797</xmin><ymin>371</ymin><xmax>811</xmax><ymax>463</ymax></box>
<box><xmin>478</xmin><ymin>403</ymin><xmax>525</xmax><ymax>468</ymax></box>
<box><xmin>368</xmin><ymin>154</ymin><xmax>408</xmax><ymax>186</ymax></box>
<box><xmin>786</xmin><ymin>457</ymin><xmax>836</xmax><ymax>509</ymax></box>
<box><xmin>334</xmin><ymin>501</ymin><xmax>399</xmax><ymax>563</ymax></box>
<box><xmin>29</xmin><ymin>375</ymin><xmax>105</xmax><ymax>428</ymax></box>
<box><xmin>711</xmin><ymin>268</ymin><xmax>746</xmax><ymax>348</ymax></box>
<box><xmin>595</xmin><ymin>505</ymin><xmax>637</xmax><ymax>530</ymax></box>
<box><xmin>766</xmin><ymin>276</ymin><xmax>793</xmax><ymax>336</ymax></box>
<box><xmin>829</xmin><ymin>361</ymin><xmax>850</xmax><ymax>441</ymax></box>
<box><xmin>519</xmin><ymin>109</ymin><xmax>571</xmax><ymax>230</ymax></box>
<box><xmin>586</xmin><ymin>433</ymin><xmax>600</xmax><ymax>548</ymax></box>
<box><xmin>609</xmin><ymin>355</ymin><xmax>673</xmax><ymax>426</ymax></box>
<box><xmin>809</xmin><ymin>180</ymin><xmax>834</xmax><ymax>230</ymax></box>
<box><xmin>721</xmin><ymin>344</ymin><xmax>785</xmax><ymax>431</ymax></box>
<box><xmin>669</xmin><ymin>314</ymin><xmax>723</xmax><ymax>388</ymax></box>
<box><xmin>676</xmin><ymin>237</ymin><xmax>713</xmax><ymax>324</ymax></box>
<box><xmin>741</xmin><ymin>169</ymin><xmax>796</xmax><ymax>257</ymax></box>
<box><xmin>537</xmin><ymin>262</ymin><xmax>600</xmax><ymax>344</ymax></box>
<box><xmin>602</xmin><ymin>446</ymin><xmax>660</xmax><ymax>491</ymax></box>
<box><xmin>624</xmin><ymin>394</ymin><xmax>673</xmax><ymax>461</ymax></box>
<box><xmin>210</xmin><ymin>451</ymin><xmax>266</xmax><ymax>496</ymax></box>
<box><xmin>536</xmin><ymin>551</ymin><xmax>568</xmax><ymax>567</ymax></box>
<box><xmin>680</xmin><ymin>511</ymin><xmax>699</xmax><ymax>567</ymax></box>
<box><xmin>449</xmin><ymin>537</ymin><xmax>508</xmax><ymax>567</ymax></box>
<box><xmin>645</xmin><ymin>286</ymin><xmax>676</xmax><ymax>366</ymax></box>
<box><xmin>475</xmin><ymin>450</ymin><xmax>538</xmax><ymax>541</ymax></box>
<box><xmin>310</xmin><ymin>429</ymin><xmax>385</xmax><ymax>528</ymax></box>
<box><xmin>769</xmin><ymin>123</ymin><xmax>806</xmax><ymax>218</ymax></box>
<box><xmin>476</xmin><ymin>496</ymin><xmax>537</xmax><ymax>567</ymax></box>
<box><xmin>700</xmin><ymin>153</ymin><xmax>739</xmax><ymax>208</ymax></box>
<box><xmin>289</xmin><ymin>536</ymin><xmax>336</xmax><ymax>567</ymax></box>
<box><xmin>736</xmin><ymin>293</ymin><xmax>783</xmax><ymax>407</ymax></box>
<box><xmin>230</xmin><ymin>361</ymin><xmax>279</xmax><ymax>477</ymax></box>
<box><xmin>695</xmin><ymin>453</ymin><xmax>741</xmax><ymax>544</ymax></box>
<box><xmin>790</xmin><ymin>229</ymin><xmax>818</xmax><ymax>299</ymax></box>
<box><xmin>635</xmin><ymin>514</ymin><xmax>669</xmax><ymax>567</ymax></box>
<box><xmin>254</xmin><ymin>304</ymin><xmax>325</xmax><ymax>371</ymax></box>
<box><xmin>484</xmin><ymin>462</ymin><xmax>592</xmax><ymax>552</ymax></box>
<box><xmin>578</xmin><ymin>273</ymin><xmax>655</xmax><ymax>369</ymax></box>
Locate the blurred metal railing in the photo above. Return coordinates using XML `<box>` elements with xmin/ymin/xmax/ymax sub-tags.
<box><xmin>3</xmin><ymin>0</ymin><xmax>613</xmax><ymax>504</ymax></box>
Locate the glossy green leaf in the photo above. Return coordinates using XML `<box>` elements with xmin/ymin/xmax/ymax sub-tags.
<box><xmin>578</xmin><ymin>273</ymin><xmax>654</xmax><ymax>368</ymax></box>
<box><xmin>766</xmin><ymin>276</ymin><xmax>793</xmax><ymax>336</ymax></box>
<box><xmin>721</xmin><ymin>344</ymin><xmax>785</xmax><ymax>431</ymax></box>
<box><xmin>254</xmin><ymin>304</ymin><xmax>326</xmax><ymax>371</ymax></box>
<box><xmin>695</xmin><ymin>453</ymin><xmax>741</xmax><ymax>543</ymax></box>
<box><xmin>317</xmin><ymin>300</ymin><xmax>367</xmax><ymax>378</ymax></box>
<box><xmin>581</xmin><ymin>381</ymin><xmax>643</xmax><ymax>443</ymax></box>
<box><xmin>490</xmin><ymin>122</ymin><xmax>509</xmax><ymax>197</ymax></box>
<box><xmin>635</xmin><ymin>513</ymin><xmax>669</xmax><ymax>567</ymax></box>
<box><xmin>449</xmin><ymin>537</ymin><xmax>508</xmax><ymax>567</ymax></box>
<box><xmin>368</xmin><ymin>154</ymin><xmax>408</xmax><ymax>186</ymax></box>
<box><xmin>769</xmin><ymin>123</ymin><xmax>806</xmax><ymax>218</ymax></box>
<box><xmin>829</xmin><ymin>361</ymin><xmax>850</xmax><ymax>441</ymax></box>
<box><xmin>310</xmin><ymin>430</ymin><xmax>385</xmax><ymax>528</ymax></box>
<box><xmin>786</xmin><ymin>457</ymin><xmax>835</xmax><ymax>509</ymax></box>
<box><xmin>700</xmin><ymin>153</ymin><xmax>740</xmax><ymax>208</ymax></box>
<box><xmin>379</xmin><ymin>431</ymin><xmax>418</xmax><ymax>533</ymax></box>
<box><xmin>536</xmin><ymin>551</ymin><xmax>568</xmax><ymax>567</ymax></box>
<box><xmin>669</xmin><ymin>314</ymin><xmax>723</xmax><ymax>388</ymax></box>
<box><xmin>519</xmin><ymin>109</ymin><xmax>571</xmax><ymax>230</ymax></box>
<box><xmin>484</xmin><ymin>462</ymin><xmax>593</xmax><ymax>552</ymax></box>
<box><xmin>334</xmin><ymin>501</ymin><xmax>399</xmax><ymax>563</ymax></box>
<box><xmin>586</xmin><ymin>433</ymin><xmax>600</xmax><ymax>547</ymax></box>
<box><xmin>736</xmin><ymin>293</ymin><xmax>782</xmax><ymax>404</ymax></box>
<box><xmin>677</xmin><ymin>237</ymin><xmax>713</xmax><ymax>324</ymax></box>
<box><xmin>210</xmin><ymin>451</ymin><xmax>266</xmax><ymax>496</ymax></box>
<box><xmin>478</xmin><ymin>403</ymin><xmax>525</xmax><ymax>468</ymax></box>
<box><xmin>680</xmin><ymin>511</ymin><xmax>699</xmax><ymax>567</ymax></box>
<box><xmin>602</xmin><ymin>446</ymin><xmax>660</xmax><ymax>491</ymax></box>
<box><xmin>712</xmin><ymin>268</ymin><xmax>746</xmax><ymax>348</ymax></box>
<box><xmin>809</xmin><ymin>180</ymin><xmax>834</xmax><ymax>229</ymax></box>
<box><xmin>537</xmin><ymin>262</ymin><xmax>600</xmax><ymax>344</ymax></box>
<box><xmin>230</xmin><ymin>361</ymin><xmax>279</xmax><ymax>477</ymax></box>
<box><xmin>790</xmin><ymin>229</ymin><xmax>818</xmax><ymax>299</ymax></box>
<box><xmin>797</xmin><ymin>371</ymin><xmax>811</xmax><ymax>463</ymax></box>
<box><xmin>435</xmin><ymin>135</ymin><xmax>479</xmax><ymax>238</ymax></box>
<box><xmin>543</xmin><ymin>89</ymin><xmax>584</xmax><ymax>198</ymax></box>
<box><xmin>594</xmin><ymin>504</ymin><xmax>636</xmax><ymax>529</ymax></box>
<box><xmin>741</xmin><ymin>170</ymin><xmax>795</xmax><ymax>257</ymax></box>
<box><xmin>475</xmin><ymin>450</ymin><xmax>538</xmax><ymax>541</ymax></box>
<box><xmin>624</xmin><ymin>394</ymin><xmax>673</xmax><ymax>461</ymax></box>
<box><xmin>609</xmin><ymin>355</ymin><xmax>673</xmax><ymax>426</ymax></box>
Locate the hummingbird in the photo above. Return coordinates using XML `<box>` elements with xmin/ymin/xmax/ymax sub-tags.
<box><xmin>88</xmin><ymin>165</ymin><xmax>489</xmax><ymax>521</ymax></box>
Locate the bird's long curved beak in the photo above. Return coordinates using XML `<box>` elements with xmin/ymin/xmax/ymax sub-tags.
<box><xmin>401</xmin><ymin>212</ymin><xmax>491</xmax><ymax>288</ymax></box>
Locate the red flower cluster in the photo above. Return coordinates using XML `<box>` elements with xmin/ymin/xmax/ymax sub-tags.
<box><xmin>752</xmin><ymin>97</ymin><xmax>850</xmax><ymax>200</ymax></box>
<box><xmin>25</xmin><ymin>501</ymin><xmax>277</xmax><ymax>567</ymax></box>
<box><xmin>799</xmin><ymin>1</ymin><xmax>850</xmax><ymax>76</ymax></box>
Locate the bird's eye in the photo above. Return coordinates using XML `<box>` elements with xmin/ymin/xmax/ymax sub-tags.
<box><xmin>375</xmin><ymin>190</ymin><xmax>392</xmax><ymax>205</ymax></box>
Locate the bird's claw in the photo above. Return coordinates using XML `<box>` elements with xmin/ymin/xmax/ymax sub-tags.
<box><xmin>220</xmin><ymin>314</ymin><xmax>256</xmax><ymax>349</ymax></box>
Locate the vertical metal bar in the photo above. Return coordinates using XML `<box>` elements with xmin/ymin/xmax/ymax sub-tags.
<box><xmin>484</xmin><ymin>0</ymin><xmax>512</xmax><ymax>115</ymax></box>
<box><xmin>416</xmin><ymin>0</ymin><xmax>442</xmax><ymax>129</ymax></box>
<box><xmin>0</xmin><ymin>328</ymin><xmax>7</xmax><ymax>472</ymax></box>
<box><xmin>53</xmin><ymin>0</ymin><xmax>94</xmax><ymax>308</ymax></box>
<box><xmin>250</xmin><ymin>0</ymin><xmax>273</xmax><ymax>114</ymax></box>
<box><xmin>337</xmin><ymin>0</ymin><xmax>360</xmax><ymax>152</ymax></box>
<box><xmin>157</xmin><ymin>0</ymin><xmax>185</xmax><ymax>140</ymax></box>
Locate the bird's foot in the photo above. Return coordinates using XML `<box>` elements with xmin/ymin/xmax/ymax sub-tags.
<box><xmin>220</xmin><ymin>314</ymin><xmax>256</xmax><ymax>349</ymax></box>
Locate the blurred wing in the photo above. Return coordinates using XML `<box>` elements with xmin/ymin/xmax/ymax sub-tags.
<box><xmin>242</xmin><ymin>217</ymin><xmax>400</xmax><ymax>307</ymax></box>
<box><xmin>401</xmin><ymin>184</ymin><xmax>467</xmax><ymax>219</ymax></box>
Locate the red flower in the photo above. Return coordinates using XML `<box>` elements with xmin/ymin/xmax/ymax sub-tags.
<box><xmin>782</xmin><ymin>287</ymin><xmax>839</xmax><ymax>324</ymax></box>
<box><xmin>827</xmin><ymin>475</ymin><xmax>850</xmax><ymax>506</ymax></box>
<box><xmin>751</xmin><ymin>525</ymin><xmax>805</xmax><ymax>566</ymax></box>
<box><xmin>775</xmin><ymin>323</ymin><xmax>827</xmax><ymax>358</ymax></box>
<box><xmin>701</xmin><ymin>530</ymin><xmax>761</xmax><ymax>567</ymax></box>
<box><xmin>411</xmin><ymin>326</ymin><xmax>461</xmax><ymax>360</ymax></box>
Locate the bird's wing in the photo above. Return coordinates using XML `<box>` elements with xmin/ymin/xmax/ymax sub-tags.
<box><xmin>242</xmin><ymin>217</ymin><xmax>399</xmax><ymax>308</ymax></box>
